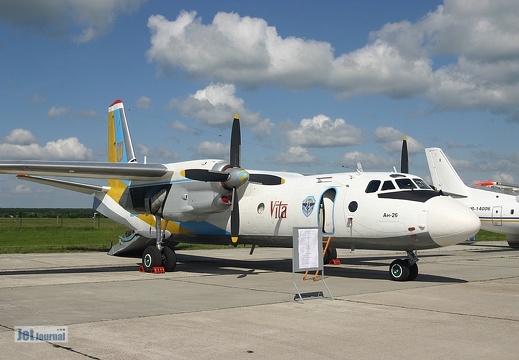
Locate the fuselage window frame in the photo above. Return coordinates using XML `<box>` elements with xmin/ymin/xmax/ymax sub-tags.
<box><xmin>365</xmin><ymin>180</ymin><xmax>381</xmax><ymax>193</ymax></box>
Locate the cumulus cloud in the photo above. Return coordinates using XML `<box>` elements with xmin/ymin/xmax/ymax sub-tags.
<box><xmin>155</xmin><ymin>146</ymin><xmax>178</xmax><ymax>160</ymax></box>
<box><xmin>48</xmin><ymin>106</ymin><xmax>68</xmax><ymax>118</ymax></box>
<box><xmin>4</xmin><ymin>129</ymin><xmax>36</xmax><ymax>145</ymax></box>
<box><xmin>136</xmin><ymin>96</ymin><xmax>152</xmax><ymax>110</ymax></box>
<box><xmin>0</xmin><ymin>130</ymin><xmax>93</xmax><ymax>160</ymax></box>
<box><xmin>269</xmin><ymin>146</ymin><xmax>319</xmax><ymax>165</ymax></box>
<box><xmin>0</xmin><ymin>0</ymin><xmax>148</xmax><ymax>43</ymax></box>
<box><xmin>339</xmin><ymin>151</ymin><xmax>391</xmax><ymax>170</ymax></box>
<box><xmin>147</xmin><ymin>2</ymin><xmax>519</xmax><ymax>120</ymax></box>
<box><xmin>169</xmin><ymin>83</ymin><xmax>274</xmax><ymax>138</ymax></box>
<box><xmin>287</xmin><ymin>115</ymin><xmax>363</xmax><ymax>148</ymax></box>
<box><xmin>375</xmin><ymin>127</ymin><xmax>424</xmax><ymax>154</ymax></box>
<box><xmin>191</xmin><ymin>141</ymin><xmax>228</xmax><ymax>159</ymax></box>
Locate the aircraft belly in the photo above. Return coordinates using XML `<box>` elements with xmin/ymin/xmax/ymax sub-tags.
<box><xmin>168</xmin><ymin>232</ymin><xmax>437</xmax><ymax>251</ymax></box>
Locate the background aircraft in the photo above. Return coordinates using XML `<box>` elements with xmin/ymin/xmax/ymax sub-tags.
<box><xmin>425</xmin><ymin>147</ymin><xmax>519</xmax><ymax>248</ymax></box>
<box><xmin>0</xmin><ymin>101</ymin><xmax>480</xmax><ymax>281</ymax></box>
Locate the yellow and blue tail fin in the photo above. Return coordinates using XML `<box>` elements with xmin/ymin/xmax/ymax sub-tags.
<box><xmin>108</xmin><ymin>100</ymin><xmax>136</xmax><ymax>189</ymax></box>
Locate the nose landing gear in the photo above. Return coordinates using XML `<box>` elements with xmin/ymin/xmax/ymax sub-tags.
<box><xmin>389</xmin><ymin>251</ymin><xmax>418</xmax><ymax>281</ymax></box>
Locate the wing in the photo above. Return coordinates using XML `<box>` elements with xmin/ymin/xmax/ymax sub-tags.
<box><xmin>474</xmin><ymin>181</ymin><xmax>519</xmax><ymax>194</ymax></box>
<box><xmin>0</xmin><ymin>160</ymin><xmax>168</xmax><ymax>180</ymax></box>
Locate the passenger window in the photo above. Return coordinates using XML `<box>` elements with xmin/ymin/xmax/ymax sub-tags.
<box><xmin>365</xmin><ymin>180</ymin><xmax>381</xmax><ymax>193</ymax></box>
<box><xmin>512</xmin><ymin>209</ymin><xmax>515</xmax><ymax>215</ymax></box>
<box><xmin>381</xmin><ymin>180</ymin><xmax>395</xmax><ymax>191</ymax></box>
<box><xmin>395</xmin><ymin>178</ymin><xmax>416</xmax><ymax>189</ymax></box>
<box><xmin>413</xmin><ymin>178</ymin><xmax>431</xmax><ymax>189</ymax></box>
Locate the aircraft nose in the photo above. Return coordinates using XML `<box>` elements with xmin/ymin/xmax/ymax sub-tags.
<box><xmin>427</xmin><ymin>196</ymin><xmax>480</xmax><ymax>247</ymax></box>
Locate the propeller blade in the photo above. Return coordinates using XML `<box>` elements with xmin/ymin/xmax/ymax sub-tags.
<box><xmin>249</xmin><ymin>174</ymin><xmax>285</xmax><ymax>185</ymax></box>
<box><xmin>181</xmin><ymin>169</ymin><xmax>229</xmax><ymax>182</ymax></box>
<box><xmin>230</xmin><ymin>114</ymin><xmax>241</xmax><ymax>168</ymax></box>
<box><xmin>400</xmin><ymin>136</ymin><xmax>409</xmax><ymax>174</ymax></box>
<box><xmin>231</xmin><ymin>188</ymin><xmax>239</xmax><ymax>243</ymax></box>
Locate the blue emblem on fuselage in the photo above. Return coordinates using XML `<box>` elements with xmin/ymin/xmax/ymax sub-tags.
<box><xmin>302</xmin><ymin>196</ymin><xmax>316</xmax><ymax>217</ymax></box>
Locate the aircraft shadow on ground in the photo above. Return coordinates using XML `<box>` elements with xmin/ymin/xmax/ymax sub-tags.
<box><xmin>0</xmin><ymin>265</ymin><xmax>138</xmax><ymax>276</ymax></box>
<box><xmin>0</xmin><ymin>252</ymin><xmax>467</xmax><ymax>283</ymax></box>
<box><xmin>174</xmin><ymin>253</ymin><xmax>466</xmax><ymax>283</ymax></box>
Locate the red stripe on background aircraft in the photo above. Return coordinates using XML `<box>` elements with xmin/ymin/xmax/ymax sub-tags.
<box><xmin>0</xmin><ymin>100</ymin><xmax>480</xmax><ymax>281</ymax></box>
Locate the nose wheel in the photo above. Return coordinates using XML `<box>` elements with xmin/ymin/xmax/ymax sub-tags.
<box><xmin>389</xmin><ymin>251</ymin><xmax>418</xmax><ymax>281</ymax></box>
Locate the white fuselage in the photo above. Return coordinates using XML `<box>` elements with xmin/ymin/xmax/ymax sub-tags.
<box><xmin>452</xmin><ymin>187</ymin><xmax>519</xmax><ymax>235</ymax></box>
<box><xmin>123</xmin><ymin>160</ymin><xmax>480</xmax><ymax>251</ymax></box>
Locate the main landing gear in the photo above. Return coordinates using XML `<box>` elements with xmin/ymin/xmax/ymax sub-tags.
<box><xmin>389</xmin><ymin>251</ymin><xmax>418</xmax><ymax>281</ymax></box>
<box><xmin>141</xmin><ymin>215</ymin><xmax>177</xmax><ymax>273</ymax></box>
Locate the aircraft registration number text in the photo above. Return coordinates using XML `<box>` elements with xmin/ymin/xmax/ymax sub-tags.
<box><xmin>470</xmin><ymin>206</ymin><xmax>491</xmax><ymax>211</ymax></box>
<box><xmin>383</xmin><ymin>212</ymin><xmax>398</xmax><ymax>218</ymax></box>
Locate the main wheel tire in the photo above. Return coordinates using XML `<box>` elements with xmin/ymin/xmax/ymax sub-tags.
<box><xmin>324</xmin><ymin>247</ymin><xmax>338</xmax><ymax>264</ymax></box>
<box><xmin>408</xmin><ymin>262</ymin><xmax>419</xmax><ymax>281</ymax></box>
<box><xmin>142</xmin><ymin>246</ymin><xmax>162</xmax><ymax>273</ymax></box>
<box><xmin>389</xmin><ymin>259</ymin><xmax>410</xmax><ymax>281</ymax></box>
<box><xmin>162</xmin><ymin>246</ymin><xmax>177</xmax><ymax>272</ymax></box>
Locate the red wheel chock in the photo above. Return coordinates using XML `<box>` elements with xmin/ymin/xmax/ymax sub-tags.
<box><xmin>138</xmin><ymin>265</ymin><xmax>165</xmax><ymax>273</ymax></box>
<box><xmin>151</xmin><ymin>266</ymin><xmax>165</xmax><ymax>274</ymax></box>
<box><xmin>329</xmin><ymin>258</ymin><xmax>341</xmax><ymax>265</ymax></box>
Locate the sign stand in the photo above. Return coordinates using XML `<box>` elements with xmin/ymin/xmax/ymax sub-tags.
<box><xmin>292</xmin><ymin>227</ymin><xmax>333</xmax><ymax>302</ymax></box>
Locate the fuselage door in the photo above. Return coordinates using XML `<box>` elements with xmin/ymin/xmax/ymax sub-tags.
<box><xmin>319</xmin><ymin>189</ymin><xmax>337</xmax><ymax>234</ymax></box>
<box><xmin>492</xmin><ymin>206</ymin><xmax>502</xmax><ymax>226</ymax></box>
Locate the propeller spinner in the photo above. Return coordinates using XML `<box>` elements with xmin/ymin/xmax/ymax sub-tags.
<box><xmin>181</xmin><ymin>114</ymin><xmax>283</xmax><ymax>243</ymax></box>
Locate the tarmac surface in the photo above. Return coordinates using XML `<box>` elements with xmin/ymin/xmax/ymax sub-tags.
<box><xmin>1</xmin><ymin>241</ymin><xmax>519</xmax><ymax>359</ymax></box>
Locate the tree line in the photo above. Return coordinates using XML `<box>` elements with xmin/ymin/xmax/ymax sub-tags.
<box><xmin>0</xmin><ymin>208</ymin><xmax>105</xmax><ymax>219</ymax></box>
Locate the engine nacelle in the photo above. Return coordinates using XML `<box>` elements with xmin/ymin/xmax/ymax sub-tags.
<box><xmin>162</xmin><ymin>180</ymin><xmax>234</xmax><ymax>222</ymax></box>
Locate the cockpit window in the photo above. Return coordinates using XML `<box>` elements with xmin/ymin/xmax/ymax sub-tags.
<box><xmin>413</xmin><ymin>178</ymin><xmax>431</xmax><ymax>190</ymax></box>
<box><xmin>395</xmin><ymin>178</ymin><xmax>416</xmax><ymax>190</ymax></box>
<box><xmin>381</xmin><ymin>180</ymin><xmax>396</xmax><ymax>191</ymax></box>
<box><xmin>365</xmin><ymin>180</ymin><xmax>381</xmax><ymax>193</ymax></box>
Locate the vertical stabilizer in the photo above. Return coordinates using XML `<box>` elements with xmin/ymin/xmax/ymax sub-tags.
<box><xmin>108</xmin><ymin>100</ymin><xmax>136</xmax><ymax>189</ymax></box>
<box><xmin>108</xmin><ymin>99</ymin><xmax>136</xmax><ymax>164</ymax></box>
<box><xmin>425</xmin><ymin>147</ymin><xmax>469</xmax><ymax>197</ymax></box>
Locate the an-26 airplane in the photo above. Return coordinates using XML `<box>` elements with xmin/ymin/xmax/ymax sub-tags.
<box><xmin>0</xmin><ymin>100</ymin><xmax>480</xmax><ymax>281</ymax></box>
<box><xmin>425</xmin><ymin>147</ymin><xmax>519</xmax><ymax>248</ymax></box>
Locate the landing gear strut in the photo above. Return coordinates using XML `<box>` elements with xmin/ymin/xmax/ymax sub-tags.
<box><xmin>389</xmin><ymin>251</ymin><xmax>418</xmax><ymax>281</ymax></box>
<box><xmin>141</xmin><ymin>215</ymin><xmax>177</xmax><ymax>273</ymax></box>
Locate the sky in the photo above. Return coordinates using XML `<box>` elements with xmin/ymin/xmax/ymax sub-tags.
<box><xmin>1</xmin><ymin>0</ymin><xmax>519</xmax><ymax>208</ymax></box>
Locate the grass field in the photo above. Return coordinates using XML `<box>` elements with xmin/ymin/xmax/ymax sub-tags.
<box><xmin>0</xmin><ymin>217</ymin><xmax>507</xmax><ymax>254</ymax></box>
<box><xmin>0</xmin><ymin>217</ymin><xmax>126</xmax><ymax>253</ymax></box>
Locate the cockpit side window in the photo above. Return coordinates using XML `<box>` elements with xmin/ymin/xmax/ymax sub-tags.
<box><xmin>381</xmin><ymin>180</ymin><xmax>396</xmax><ymax>191</ymax></box>
<box><xmin>365</xmin><ymin>180</ymin><xmax>381</xmax><ymax>193</ymax></box>
<box><xmin>413</xmin><ymin>178</ymin><xmax>431</xmax><ymax>190</ymax></box>
<box><xmin>395</xmin><ymin>178</ymin><xmax>416</xmax><ymax>190</ymax></box>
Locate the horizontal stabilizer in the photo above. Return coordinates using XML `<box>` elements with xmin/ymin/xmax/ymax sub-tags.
<box><xmin>17</xmin><ymin>175</ymin><xmax>109</xmax><ymax>195</ymax></box>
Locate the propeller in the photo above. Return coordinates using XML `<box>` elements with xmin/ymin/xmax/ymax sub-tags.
<box><xmin>181</xmin><ymin>114</ymin><xmax>284</xmax><ymax>244</ymax></box>
<box><xmin>229</xmin><ymin>114</ymin><xmax>242</xmax><ymax>244</ymax></box>
<box><xmin>401</xmin><ymin>135</ymin><xmax>409</xmax><ymax>174</ymax></box>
